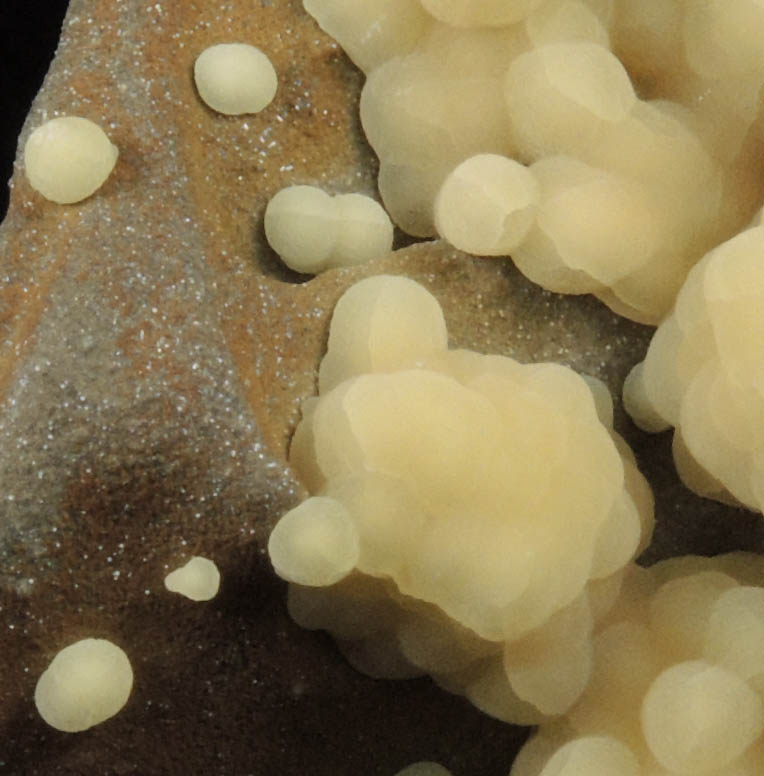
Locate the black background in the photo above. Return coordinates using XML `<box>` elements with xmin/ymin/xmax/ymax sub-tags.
<box><xmin>0</xmin><ymin>0</ymin><xmax>70</xmax><ymax>219</ymax></box>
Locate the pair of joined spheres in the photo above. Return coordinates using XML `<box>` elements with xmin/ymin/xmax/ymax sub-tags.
<box><xmin>264</xmin><ymin>185</ymin><xmax>394</xmax><ymax>273</ymax></box>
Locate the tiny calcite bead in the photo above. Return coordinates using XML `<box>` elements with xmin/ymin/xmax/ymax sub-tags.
<box><xmin>35</xmin><ymin>639</ymin><xmax>134</xmax><ymax>732</ymax></box>
<box><xmin>24</xmin><ymin>116</ymin><xmax>118</xmax><ymax>204</ymax></box>
<box><xmin>194</xmin><ymin>43</ymin><xmax>277</xmax><ymax>115</ymax></box>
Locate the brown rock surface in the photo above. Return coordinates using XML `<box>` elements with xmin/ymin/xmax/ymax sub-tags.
<box><xmin>0</xmin><ymin>1</ymin><xmax>761</xmax><ymax>774</ymax></box>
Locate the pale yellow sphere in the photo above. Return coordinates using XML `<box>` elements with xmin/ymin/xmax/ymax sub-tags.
<box><xmin>194</xmin><ymin>43</ymin><xmax>277</xmax><ymax>115</ymax></box>
<box><xmin>420</xmin><ymin>0</ymin><xmax>543</xmax><ymax>28</ymax></box>
<box><xmin>505</xmin><ymin>43</ymin><xmax>636</xmax><ymax>159</ymax></box>
<box><xmin>264</xmin><ymin>185</ymin><xmax>337</xmax><ymax>273</ymax></box>
<box><xmin>164</xmin><ymin>556</ymin><xmax>221</xmax><ymax>601</ymax></box>
<box><xmin>303</xmin><ymin>0</ymin><xmax>432</xmax><ymax>73</ymax></box>
<box><xmin>395</xmin><ymin>763</ymin><xmax>453</xmax><ymax>776</ymax></box>
<box><xmin>538</xmin><ymin>736</ymin><xmax>639</xmax><ymax>776</ymax></box>
<box><xmin>641</xmin><ymin>660</ymin><xmax>764</xmax><ymax>774</ymax></box>
<box><xmin>434</xmin><ymin>154</ymin><xmax>539</xmax><ymax>255</ymax></box>
<box><xmin>34</xmin><ymin>638</ymin><xmax>134</xmax><ymax>732</ymax></box>
<box><xmin>328</xmin><ymin>192</ymin><xmax>394</xmax><ymax>268</ymax></box>
<box><xmin>268</xmin><ymin>496</ymin><xmax>360</xmax><ymax>586</ymax></box>
<box><xmin>24</xmin><ymin>116</ymin><xmax>118</xmax><ymax>205</ymax></box>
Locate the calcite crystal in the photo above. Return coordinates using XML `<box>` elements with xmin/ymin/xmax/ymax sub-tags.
<box><xmin>0</xmin><ymin>0</ymin><xmax>761</xmax><ymax>774</ymax></box>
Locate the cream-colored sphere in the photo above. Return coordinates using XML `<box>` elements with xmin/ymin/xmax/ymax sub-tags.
<box><xmin>194</xmin><ymin>43</ymin><xmax>277</xmax><ymax>115</ymax></box>
<box><xmin>24</xmin><ymin>116</ymin><xmax>118</xmax><ymax>205</ymax></box>
<box><xmin>420</xmin><ymin>0</ymin><xmax>544</xmax><ymax>28</ymax></box>
<box><xmin>434</xmin><ymin>154</ymin><xmax>539</xmax><ymax>255</ymax></box>
<box><xmin>641</xmin><ymin>660</ymin><xmax>764</xmax><ymax>774</ymax></box>
<box><xmin>164</xmin><ymin>556</ymin><xmax>221</xmax><ymax>601</ymax></box>
<box><xmin>329</xmin><ymin>192</ymin><xmax>394</xmax><ymax>267</ymax></box>
<box><xmin>537</xmin><ymin>736</ymin><xmax>640</xmax><ymax>776</ymax></box>
<box><xmin>264</xmin><ymin>185</ymin><xmax>337</xmax><ymax>273</ymax></box>
<box><xmin>268</xmin><ymin>496</ymin><xmax>360</xmax><ymax>586</ymax></box>
<box><xmin>395</xmin><ymin>763</ymin><xmax>453</xmax><ymax>776</ymax></box>
<box><xmin>34</xmin><ymin>638</ymin><xmax>134</xmax><ymax>732</ymax></box>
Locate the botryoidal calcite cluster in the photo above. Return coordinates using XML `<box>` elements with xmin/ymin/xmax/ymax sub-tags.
<box><xmin>301</xmin><ymin>0</ymin><xmax>764</xmax><ymax>323</ymax></box>
<box><xmin>512</xmin><ymin>554</ymin><xmax>764</xmax><ymax>776</ymax></box>
<box><xmin>624</xmin><ymin>224</ymin><xmax>764</xmax><ymax>514</ymax></box>
<box><xmin>268</xmin><ymin>275</ymin><xmax>654</xmax><ymax>723</ymax></box>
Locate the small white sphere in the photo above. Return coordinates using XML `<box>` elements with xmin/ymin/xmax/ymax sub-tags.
<box><xmin>328</xmin><ymin>192</ymin><xmax>394</xmax><ymax>267</ymax></box>
<box><xmin>538</xmin><ymin>736</ymin><xmax>640</xmax><ymax>776</ymax></box>
<box><xmin>24</xmin><ymin>116</ymin><xmax>118</xmax><ymax>205</ymax></box>
<box><xmin>264</xmin><ymin>185</ymin><xmax>338</xmax><ymax>273</ymax></box>
<box><xmin>194</xmin><ymin>43</ymin><xmax>278</xmax><ymax>115</ymax></box>
<box><xmin>505</xmin><ymin>43</ymin><xmax>636</xmax><ymax>159</ymax></box>
<box><xmin>641</xmin><ymin>660</ymin><xmax>764</xmax><ymax>774</ymax></box>
<box><xmin>420</xmin><ymin>0</ymin><xmax>543</xmax><ymax>28</ymax></box>
<box><xmin>164</xmin><ymin>556</ymin><xmax>221</xmax><ymax>601</ymax></box>
<box><xmin>268</xmin><ymin>496</ymin><xmax>360</xmax><ymax>586</ymax></box>
<box><xmin>434</xmin><ymin>154</ymin><xmax>539</xmax><ymax>255</ymax></box>
<box><xmin>395</xmin><ymin>763</ymin><xmax>453</xmax><ymax>776</ymax></box>
<box><xmin>34</xmin><ymin>638</ymin><xmax>134</xmax><ymax>732</ymax></box>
